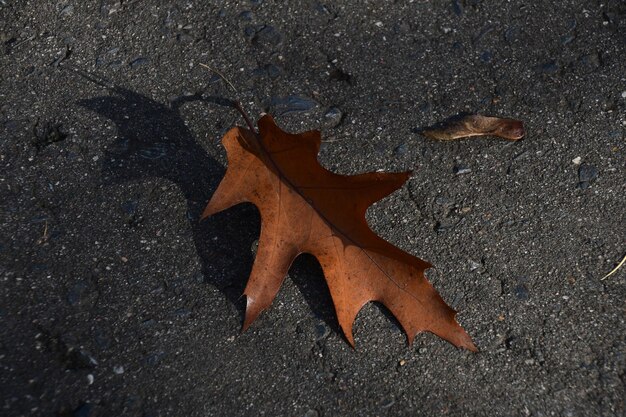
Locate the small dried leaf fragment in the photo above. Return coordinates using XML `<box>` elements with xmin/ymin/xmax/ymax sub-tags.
<box><xmin>203</xmin><ymin>115</ymin><xmax>476</xmax><ymax>351</ymax></box>
<box><xmin>422</xmin><ymin>114</ymin><xmax>524</xmax><ymax>141</ymax></box>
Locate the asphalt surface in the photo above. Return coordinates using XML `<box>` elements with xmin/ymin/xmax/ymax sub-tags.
<box><xmin>1</xmin><ymin>1</ymin><xmax>625</xmax><ymax>416</ymax></box>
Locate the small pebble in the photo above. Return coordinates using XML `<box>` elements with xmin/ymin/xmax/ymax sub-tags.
<box><xmin>480</xmin><ymin>50</ymin><xmax>493</xmax><ymax>63</ymax></box>
<box><xmin>578</xmin><ymin>163</ymin><xmax>598</xmax><ymax>188</ymax></box>
<box><xmin>561</xmin><ymin>34</ymin><xmax>576</xmax><ymax>45</ymax></box>
<box><xmin>172</xmin><ymin>307</ymin><xmax>191</xmax><ymax>318</ymax></box>
<box><xmin>113</xmin><ymin>365</ymin><xmax>124</xmax><ymax>374</ymax></box>
<box><xmin>87</xmin><ymin>374</ymin><xmax>94</xmax><ymax>385</ymax></box>
<box><xmin>505</xmin><ymin>336</ymin><xmax>518</xmax><ymax>350</ymax></box>
<box><xmin>266</xmin><ymin>64</ymin><xmax>281</xmax><ymax>78</ymax></box>
<box><xmin>67</xmin><ymin>281</ymin><xmax>90</xmax><ymax>306</ymax></box>
<box><xmin>94</xmin><ymin>328</ymin><xmax>111</xmax><ymax>350</ymax></box>
<box><xmin>5</xmin><ymin>120</ymin><xmax>18</xmax><ymax>132</ymax></box>
<box><xmin>121</xmin><ymin>200</ymin><xmax>138</xmax><ymax>215</ymax></box>
<box><xmin>194</xmin><ymin>272</ymin><xmax>205</xmax><ymax>283</ymax></box>
<box><xmin>393</xmin><ymin>143</ymin><xmax>408</xmax><ymax>157</ymax></box>
<box><xmin>60</xmin><ymin>5</ymin><xmax>74</xmax><ymax>16</ymax></box>
<box><xmin>243</xmin><ymin>25</ymin><xmax>256</xmax><ymax>38</ymax></box>
<box><xmin>138</xmin><ymin>143</ymin><xmax>168</xmax><ymax>159</ymax></box>
<box><xmin>251</xmin><ymin>66</ymin><xmax>267</xmax><ymax>77</ymax></box>
<box><xmin>207</xmin><ymin>74</ymin><xmax>221</xmax><ymax>84</ymax></box>
<box><xmin>419</xmin><ymin>101</ymin><xmax>432</xmax><ymax>113</ymax></box>
<box><xmin>579</xmin><ymin>52</ymin><xmax>601</xmax><ymax>72</ymax></box>
<box><xmin>66</xmin><ymin>348</ymin><xmax>98</xmax><ymax>369</ymax></box>
<box><xmin>566</xmin><ymin>19</ymin><xmax>577</xmax><ymax>31</ymax></box>
<box><xmin>323</xmin><ymin>107</ymin><xmax>343</xmax><ymax>128</ymax></box>
<box><xmin>73</xmin><ymin>403</ymin><xmax>93</xmax><ymax>417</ymax></box>
<box><xmin>380</xmin><ymin>398</ymin><xmax>395</xmax><ymax>409</ymax></box>
<box><xmin>454</xmin><ymin>165</ymin><xmax>471</xmax><ymax>175</ymax></box>
<box><xmin>145</xmin><ymin>351</ymin><xmax>166</xmax><ymax>366</ymax></box>
<box><xmin>176</xmin><ymin>33</ymin><xmax>193</xmax><ymax>44</ymax></box>
<box><xmin>238</xmin><ymin>11</ymin><xmax>253</xmax><ymax>21</ymax></box>
<box><xmin>270</xmin><ymin>95</ymin><xmax>317</xmax><ymax>115</ymax></box>
<box><xmin>252</xmin><ymin>25</ymin><xmax>283</xmax><ymax>49</ymax></box>
<box><xmin>451</xmin><ymin>0</ymin><xmax>463</xmax><ymax>16</ymax></box>
<box><xmin>141</xmin><ymin>318</ymin><xmax>156</xmax><ymax>328</ymax></box>
<box><xmin>101</xmin><ymin>0</ymin><xmax>122</xmax><ymax>16</ymax></box>
<box><xmin>504</xmin><ymin>27</ymin><xmax>519</xmax><ymax>42</ymax></box>
<box><xmin>571</xmin><ymin>156</ymin><xmax>581</xmax><ymax>165</ymax></box>
<box><xmin>129</xmin><ymin>57</ymin><xmax>150</xmax><ymax>69</ymax></box>
<box><xmin>514</xmin><ymin>284</ymin><xmax>529</xmax><ymax>300</ymax></box>
<box><xmin>251</xmin><ymin>239</ymin><xmax>259</xmax><ymax>254</ymax></box>
<box><xmin>314</xmin><ymin>323</ymin><xmax>330</xmax><ymax>340</ymax></box>
<box><xmin>536</xmin><ymin>60</ymin><xmax>559</xmax><ymax>74</ymax></box>
<box><xmin>469</xmin><ymin>260</ymin><xmax>482</xmax><ymax>271</ymax></box>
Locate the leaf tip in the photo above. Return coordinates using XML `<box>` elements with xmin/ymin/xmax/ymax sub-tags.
<box><xmin>242</xmin><ymin>294</ymin><xmax>270</xmax><ymax>332</ymax></box>
<box><xmin>504</xmin><ymin>119</ymin><xmax>525</xmax><ymax>141</ymax></box>
<box><xmin>200</xmin><ymin>203</ymin><xmax>215</xmax><ymax>220</ymax></box>
<box><xmin>451</xmin><ymin>319</ymin><xmax>478</xmax><ymax>352</ymax></box>
<box><xmin>339</xmin><ymin>323</ymin><xmax>356</xmax><ymax>348</ymax></box>
<box><xmin>465</xmin><ymin>341</ymin><xmax>479</xmax><ymax>352</ymax></box>
<box><xmin>458</xmin><ymin>336</ymin><xmax>479</xmax><ymax>352</ymax></box>
<box><xmin>345</xmin><ymin>332</ymin><xmax>356</xmax><ymax>349</ymax></box>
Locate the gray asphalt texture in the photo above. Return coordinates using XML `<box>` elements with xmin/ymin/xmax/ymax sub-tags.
<box><xmin>1</xmin><ymin>1</ymin><xmax>625</xmax><ymax>416</ymax></box>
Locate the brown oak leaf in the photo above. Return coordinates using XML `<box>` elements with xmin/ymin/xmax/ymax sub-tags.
<box><xmin>203</xmin><ymin>115</ymin><xmax>476</xmax><ymax>351</ymax></box>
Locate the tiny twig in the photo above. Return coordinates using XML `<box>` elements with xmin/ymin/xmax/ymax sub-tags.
<box><xmin>11</xmin><ymin>35</ymin><xmax>36</xmax><ymax>50</ymax></box>
<box><xmin>199</xmin><ymin>63</ymin><xmax>238</xmax><ymax>93</ymax></box>
<box><xmin>37</xmin><ymin>221</ymin><xmax>49</xmax><ymax>244</ymax></box>
<box><xmin>602</xmin><ymin>253</ymin><xmax>626</xmax><ymax>280</ymax></box>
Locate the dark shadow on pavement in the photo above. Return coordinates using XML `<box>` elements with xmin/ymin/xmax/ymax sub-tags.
<box><xmin>289</xmin><ymin>254</ymin><xmax>342</xmax><ymax>338</ymax></box>
<box><xmin>77</xmin><ymin>79</ymin><xmax>253</xmax><ymax>320</ymax></box>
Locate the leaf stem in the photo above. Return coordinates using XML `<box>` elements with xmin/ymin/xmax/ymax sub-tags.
<box><xmin>199</xmin><ymin>63</ymin><xmax>257</xmax><ymax>134</ymax></box>
<box><xmin>234</xmin><ymin>101</ymin><xmax>257</xmax><ymax>134</ymax></box>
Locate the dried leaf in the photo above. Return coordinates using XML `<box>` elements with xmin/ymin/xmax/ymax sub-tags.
<box><xmin>422</xmin><ymin>114</ymin><xmax>524</xmax><ymax>141</ymax></box>
<box><xmin>203</xmin><ymin>115</ymin><xmax>476</xmax><ymax>351</ymax></box>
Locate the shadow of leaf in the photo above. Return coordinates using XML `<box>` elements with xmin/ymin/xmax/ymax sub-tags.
<box><xmin>77</xmin><ymin>83</ymin><xmax>257</xmax><ymax>319</ymax></box>
<box><xmin>289</xmin><ymin>254</ymin><xmax>342</xmax><ymax>338</ymax></box>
